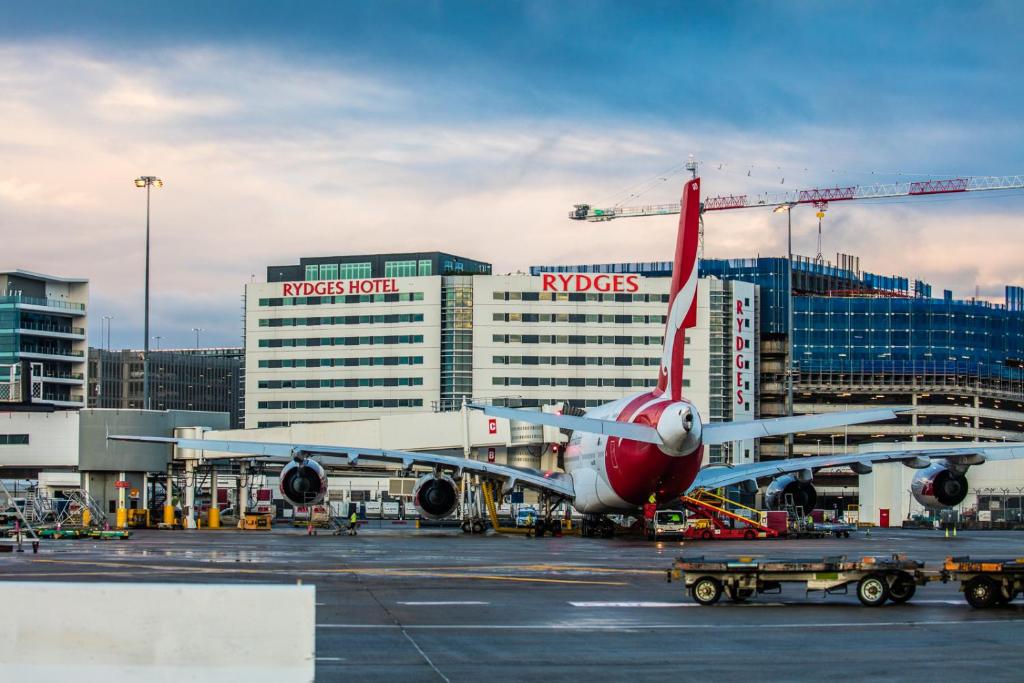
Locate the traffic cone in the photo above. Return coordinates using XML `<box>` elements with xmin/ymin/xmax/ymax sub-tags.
<box><xmin>953</xmin><ymin>526</ymin><xmax>958</xmax><ymax>538</ymax></box>
<box><xmin>944</xmin><ymin>527</ymin><xmax>950</xmax><ymax>539</ymax></box>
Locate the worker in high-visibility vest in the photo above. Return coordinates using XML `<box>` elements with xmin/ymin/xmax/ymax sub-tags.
<box><xmin>348</xmin><ymin>510</ymin><xmax>358</xmax><ymax>536</ymax></box>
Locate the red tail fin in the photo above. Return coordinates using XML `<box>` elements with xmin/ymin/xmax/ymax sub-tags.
<box><xmin>655</xmin><ymin>177</ymin><xmax>701</xmax><ymax>401</ymax></box>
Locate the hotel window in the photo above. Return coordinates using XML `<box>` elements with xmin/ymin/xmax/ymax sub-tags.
<box><xmin>418</xmin><ymin>260</ymin><xmax>432</xmax><ymax>276</ymax></box>
<box><xmin>340</xmin><ymin>262</ymin><xmax>372</xmax><ymax>279</ymax></box>
<box><xmin>304</xmin><ymin>265</ymin><xmax>319</xmax><ymax>281</ymax></box>
<box><xmin>319</xmin><ymin>263</ymin><xmax>339</xmax><ymax>280</ymax></box>
<box><xmin>385</xmin><ymin>260</ymin><xmax>417</xmax><ymax>277</ymax></box>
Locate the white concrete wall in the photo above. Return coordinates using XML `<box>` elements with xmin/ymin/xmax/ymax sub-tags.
<box><xmin>0</xmin><ymin>410</ymin><xmax>79</xmax><ymax>467</ymax></box>
<box><xmin>0</xmin><ymin>582</ymin><xmax>315</xmax><ymax>682</ymax></box>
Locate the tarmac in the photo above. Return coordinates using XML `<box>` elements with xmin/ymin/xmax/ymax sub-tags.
<box><xmin>3</xmin><ymin>524</ymin><xmax>1024</xmax><ymax>682</ymax></box>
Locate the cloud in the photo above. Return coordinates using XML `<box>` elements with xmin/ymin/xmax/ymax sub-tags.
<box><xmin>1</xmin><ymin>40</ymin><xmax>1022</xmax><ymax>351</ymax></box>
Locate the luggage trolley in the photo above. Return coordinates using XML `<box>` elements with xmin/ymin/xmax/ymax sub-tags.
<box><xmin>942</xmin><ymin>556</ymin><xmax>1024</xmax><ymax>608</ymax></box>
<box><xmin>668</xmin><ymin>555</ymin><xmax>927</xmax><ymax>607</ymax></box>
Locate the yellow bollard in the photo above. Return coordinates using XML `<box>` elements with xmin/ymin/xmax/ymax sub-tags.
<box><xmin>115</xmin><ymin>507</ymin><xmax>127</xmax><ymax>529</ymax></box>
<box><xmin>82</xmin><ymin>508</ymin><xmax>91</xmax><ymax>527</ymax></box>
<box><xmin>163</xmin><ymin>504</ymin><xmax>175</xmax><ymax>526</ymax></box>
<box><xmin>208</xmin><ymin>506</ymin><xmax>220</xmax><ymax>529</ymax></box>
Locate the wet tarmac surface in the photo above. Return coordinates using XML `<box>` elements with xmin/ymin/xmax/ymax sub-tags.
<box><xmin>3</xmin><ymin>525</ymin><xmax>1023</xmax><ymax>681</ymax></box>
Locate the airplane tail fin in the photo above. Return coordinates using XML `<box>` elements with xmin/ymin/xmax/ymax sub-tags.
<box><xmin>655</xmin><ymin>177</ymin><xmax>701</xmax><ymax>401</ymax></box>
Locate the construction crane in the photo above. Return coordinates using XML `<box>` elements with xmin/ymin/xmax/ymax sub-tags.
<box><xmin>570</xmin><ymin>174</ymin><xmax>1024</xmax><ymax>221</ymax></box>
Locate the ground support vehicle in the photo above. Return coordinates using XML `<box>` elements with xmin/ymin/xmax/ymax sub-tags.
<box><xmin>668</xmin><ymin>554</ymin><xmax>927</xmax><ymax>606</ymax></box>
<box><xmin>808</xmin><ymin>522</ymin><xmax>855</xmax><ymax>538</ymax></box>
<box><xmin>677</xmin><ymin>490</ymin><xmax>779</xmax><ymax>541</ymax></box>
<box><xmin>942</xmin><ymin>556</ymin><xmax>1024</xmax><ymax>608</ymax></box>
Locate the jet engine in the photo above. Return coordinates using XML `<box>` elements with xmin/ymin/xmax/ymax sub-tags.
<box><xmin>413</xmin><ymin>474</ymin><xmax>460</xmax><ymax>519</ymax></box>
<box><xmin>764</xmin><ymin>474</ymin><xmax>818</xmax><ymax>511</ymax></box>
<box><xmin>279</xmin><ymin>459</ymin><xmax>328</xmax><ymax>506</ymax></box>
<box><xmin>911</xmin><ymin>463</ymin><xmax>968</xmax><ymax>510</ymax></box>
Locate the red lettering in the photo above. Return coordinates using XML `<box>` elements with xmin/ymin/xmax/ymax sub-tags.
<box><xmin>576</xmin><ymin>274</ymin><xmax>591</xmax><ymax>291</ymax></box>
<box><xmin>736</xmin><ymin>389</ymin><xmax>744</xmax><ymax>404</ymax></box>
<box><xmin>735</xmin><ymin>336</ymin><xmax>744</xmax><ymax>352</ymax></box>
<box><xmin>594</xmin><ymin>275</ymin><xmax>610</xmax><ymax>292</ymax></box>
<box><xmin>314</xmin><ymin>282</ymin><xmax>327</xmax><ymax>295</ymax></box>
<box><xmin>736</xmin><ymin>353</ymin><xmax>744</xmax><ymax>368</ymax></box>
<box><xmin>542</xmin><ymin>274</ymin><xmax>555</xmax><ymax>290</ymax></box>
<box><xmin>736</xmin><ymin>316</ymin><xmax>744</xmax><ymax>334</ymax></box>
<box><xmin>300</xmin><ymin>282</ymin><xmax>314</xmax><ymax>296</ymax></box>
<box><xmin>626</xmin><ymin>275</ymin><xmax>640</xmax><ymax>292</ymax></box>
<box><xmin>736</xmin><ymin>370</ymin><xmax>743</xmax><ymax>385</ymax></box>
<box><xmin>282</xmin><ymin>283</ymin><xmax>294</xmax><ymax>296</ymax></box>
<box><xmin>735</xmin><ymin>299</ymin><xmax>744</xmax><ymax>314</ymax></box>
<box><xmin>558</xmin><ymin>274</ymin><xmax>573</xmax><ymax>291</ymax></box>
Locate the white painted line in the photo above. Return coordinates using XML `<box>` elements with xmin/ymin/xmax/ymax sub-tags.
<box><xmin>398</xmin><ymin>601</ymin><xmax>490</xmax><ymax>606</ymax></box>
<box><xmin>570</xmin><ymin>601</ymin><xmax>695</xmax><ymax>608</ymax></box>
<box><xmin>317</xmin><ymin>618</ymin><xmax>1024</xmax><ymax>631</ymax></box>
<box><xmin>912</xmin><ymin>600</ymin><xmax>966</xmax><ymax>605</ymax></box>
<box><xmin>316</xmin><ymin>657</ymin><xmax>346</xmax><ymax>662</ymax></box>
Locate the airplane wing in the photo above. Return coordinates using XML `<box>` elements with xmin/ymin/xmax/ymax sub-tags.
<box><xmin>700</xmin><ymin>408</ymin><xmax>908</xmax><ymax>445</ymax></box>
<box><xmin>107</xmin><ymin>435</ymin><xmax>575</xmax><ymax>498</ymax></box>
<box><xmin>689</xmin><ymin>443</ymin><xmax>1024</xmax><ymax>492</ymax></box>
<box><xmin>473</xmin><ymin>403</ymin><xmax>904</xmax><ymax>446</ymax></box>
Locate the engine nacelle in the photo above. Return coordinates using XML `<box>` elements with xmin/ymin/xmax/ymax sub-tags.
<box><xmin>764</xmin><ymin>474</ymin><xmax>818</xmax><ymax>511</ymax></box>
<box><xmin>413</xmin><ymin>474</ymin><xmax>460</xmax><ymax>520</ymax></box>
<box><xmin>911</xmin><ymin>463</ymin><xmax>968</xmax><ymax>510</ymax></box>
<box><xmin>279</xmin><ymin>459</ymin><xmax>328</xmax><ymax>507</ymax></box>
<box><xmin>656</xmin><ymin>401</ymin><xmax>703</xmax><ymax>457</ymax></box>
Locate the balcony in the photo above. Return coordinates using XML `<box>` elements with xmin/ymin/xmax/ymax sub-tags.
<box><xmin>19</xmin><ymin>347</ymin><xmax>86</xmax><ymax>363</ymax></box>
<box><xmin>18</xmin><ymin>321</ymin><xmax>87</xmax><ymax>340</ymax></box>
<box><xmin>0</xmin><ymin>294</ymin><xmax>85</xmax><ymax>315</ymax></box>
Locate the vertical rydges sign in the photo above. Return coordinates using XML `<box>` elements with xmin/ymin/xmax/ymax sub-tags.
<box><xmin>731</xmin><ymin>284</ymin><xmax>756</xmax><ymax>464</ymax></box>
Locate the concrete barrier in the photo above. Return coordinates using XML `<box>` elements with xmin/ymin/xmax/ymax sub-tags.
<box><xmin>0</xmin><ymin>582</ymin><xmax>315</xmax><ymax>682</ymax></box>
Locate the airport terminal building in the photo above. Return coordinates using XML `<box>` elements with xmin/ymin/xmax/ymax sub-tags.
<box><xmin>244</xmin><ymin>252</ymin><xmax>759</xmax><ymax>466</ymax></box>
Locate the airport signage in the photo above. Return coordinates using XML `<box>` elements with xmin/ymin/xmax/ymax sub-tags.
<box><xmin>280</xmin><ymin>278</ymin><xmax>400</xmax><ymax>296</ymax></box>
<box><xmin>114</xmin><ymin>480</ymin><xmax>130</xmax><ymax>489</ymax></box>
<box><xmin>487</xmin><ymin>448</ymin><xmax>496</xmax><ymax>463</ymax></box>
<box><xmin>540</xmin><ymin>273</ymin><xmax>641</xmax><ymax>293</ymax></box>
<box><xmin>488</xmin><ymin>418</ymin><xmax>497</xmax><ymax>435</ymax></box>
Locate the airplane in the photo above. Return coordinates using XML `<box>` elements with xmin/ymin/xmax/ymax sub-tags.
<box><xmin>111</xmin><ymin>177</ymin><xmax>1024</xmax><ymax>536</ymax></box>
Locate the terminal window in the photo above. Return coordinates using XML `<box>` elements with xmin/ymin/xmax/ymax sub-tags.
<box><xmin>385</xmin><ymin>260</ymin><xmax>418</xmax><ymax>277</ymax></box>
<box><xmin>0</xmin><ymin>434</ymin><xmax>29</xmax><ymax>445</ymax></box>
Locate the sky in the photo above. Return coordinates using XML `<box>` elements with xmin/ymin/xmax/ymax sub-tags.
<box><xmin>2</xmin><ymin>1</ymin><xmax>1023</xmax><ymax>349</ymax></box>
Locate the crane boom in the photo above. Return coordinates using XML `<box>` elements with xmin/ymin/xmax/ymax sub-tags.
<box><xmin>570</xmin><ymin>174</ymin><xmax>1024</xmax><ymax>221</ymax></box>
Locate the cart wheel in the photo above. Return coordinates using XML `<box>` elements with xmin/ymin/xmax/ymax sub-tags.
<box><xmin>857</xmin><ymin>573</ymin><xmax>890</xmax><ymax>607</ymax></box>
<box><xmin>843</xmin><ymin>531</ymin><xmax>851</xmax><ymax>538</ymax></box>
<box><xmin>691</xmin><ymin>576</ymin><xmax>723</xmax><ymax>605</ymax></box>
<box><xmin>726</xmin><ymin>586</ymin><xmax>754</xmax><ymax>602</ymax></box>
<box><xmin>743</xmin><ymin>529</ymin><xmax>756</xmax><ymax>540</ymax></box>
<box><xmin>964</xmin><ymin>577</ymin><xmax>999</xmax><ymax>609</ymax></box>
<box><xmin>888</xmin><ymin>572</ymin><xmax>917</xmax><ymax>604</ymax></box>
<box><xmin>701</xmin><ymin>530</ymin><xmax>713</xmax><ymax>540</ymax></box>
<box><xmin>472</xmin><ymin>520</ymin><xmax>484</xmax><ymax>534</ymax></box>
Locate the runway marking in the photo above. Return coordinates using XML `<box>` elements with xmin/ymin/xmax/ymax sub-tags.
<box><xmin>399</xmin><ymin>601</ymin><xmax>490</xmax><ymax>606</ymax></box>
<box><xmin>23</xmin><ymin>559</ymin><xmax>628</xmax><ymax>585</ymax></box>
<box><xmin>570</xmin><ymin>601</ymin><xmax>696</xmax><ymax>608</ymax></box>
<box><xmin>317</xmin><ymin>618</ymin><xmax>1024</xmax><ymax>631</ymax></box>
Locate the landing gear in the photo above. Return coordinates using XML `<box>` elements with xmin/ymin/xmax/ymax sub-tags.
<box><xmin>461</xmin><ymin>518</ymin><xmax>486</xmax><ymax>534</ymax></box>
<box><xmin>581</xmin><ymin>514</ymin><xmax>615</xmax><ymax>538</ymax></box>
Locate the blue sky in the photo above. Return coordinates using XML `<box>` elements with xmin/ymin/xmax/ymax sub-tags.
<box><xmin>2</xmin><ymin>1</ymin><xmax>1022</xmax><ymax>348</ymax></box>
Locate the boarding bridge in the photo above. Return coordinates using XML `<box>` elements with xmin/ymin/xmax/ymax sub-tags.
<box><xmin>0</xmin><ymin>362</ymin><xmax>43</xmax><ymax>403</ymax></box>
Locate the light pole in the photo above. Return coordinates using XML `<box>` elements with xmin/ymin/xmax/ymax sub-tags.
<box><xmin>101</xmin><ymin>315</ymin><xmax>113</xmax><ymax>351</ymax></box>
<box><xmin>153</xmin><ymin>336</ymin><xmax>162</xmax><ymax>351</ymax></box>
<box><xmin>774</xmin><ymin>202</ymin><xmax>798</xmax><ymax>456</ymax></box>
<box><xmin>135</xmin><ymin>175</ymin><xmax>163</xmax><ymax>410</ymax></box>
<box><xmin>192</xmin><ymin>327</ymin><xmax>204</xmax><ymax>350</ymax></box>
